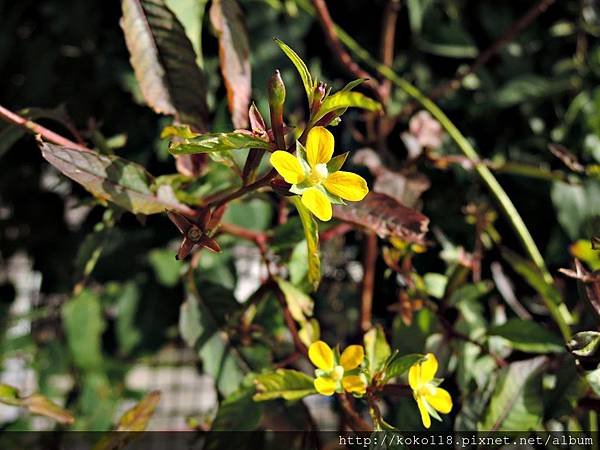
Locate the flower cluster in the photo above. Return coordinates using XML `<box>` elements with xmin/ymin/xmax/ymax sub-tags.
<box><xmin>270</xmin><ymin>126</ymin><xmax>369</xmax><ymax>221</ymax></box>
<box><xmin>308</xmin><ymin>340</ymin><xmax>368</xmax><ymax>396</ymax></box>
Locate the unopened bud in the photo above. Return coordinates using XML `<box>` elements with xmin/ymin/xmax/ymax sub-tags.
<box><xmin>268</xmin><ymin>70</ymin><xmax>286</xmax><ymax>108</ymax></box>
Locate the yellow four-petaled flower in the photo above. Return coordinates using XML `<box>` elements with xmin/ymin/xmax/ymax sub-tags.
<box><xmin>308</xmin><ymin>340</ymin><xmax>368</xmax><ymax>396</ymax></box>
<box><xmin>408</xmin><ymin>353</ymin><xmax>453</xmax><ymax>429</ymax></box>
<box><xmin>270</xmin><ymin>127</ymin><xmax>369</xmax><ymax>221</ymax></box>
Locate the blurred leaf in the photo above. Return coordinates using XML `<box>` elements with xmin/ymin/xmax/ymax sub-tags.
<box><xmin>0</xmin><ymin>384</ymin><xmax>74</xmax><ymax>424</ymax></box>
<box><xmin>313</xmin><ymin>91</ymin><xmax>382</xmax><ymax>122</ymax></box>
<box><xmin>210</xmin><ymin>386</ymin><xmax>263</xmax><ymax>431</ymax></box>
<box><xmin>586</xmin><ymin>366</ymin><xmax>600</xmax><ymax>396</ymax></box>
<box><xmin>113</xmin><ymin>282</ymin><xmax>142</xmax><ymax>355</ymax></box>
<box><xmin>567</xmin><ymin>331</ymin><xmax>600</xmax><ymax>358</ymax></box>
<box><xmin>570</xmin><ymin>239</ymin><xmax>600</xmax><ymax>271</ymax></box>
<box><xmin>292</xmin><ymin>197</ymin><xmax>321</xmax><ymax>292</ymax></box>
<box><xmin>39</xmin><ymin>142</ymin><xmax>193</xmax><ymax>215</ymax></box>
<box><xmin>168</xmin><ymin>131</ymin><xmax>271</xmax><ymax>155</ymax></box>
<box><xmin>479</xmin><ymin>357</ymin><xmax>546</xmax><ymax>431</ymax></box>
<box><xmin>253</xmin><ymin>369</ymin><xmax>315</xmax><ymax>401</ymax></box>
<box><xmin>501</xmin><ymin>248</ymin><xmax>562</xmax><ymax>306</ymax></box>
<box><xmin>383</xmin><ymin>353</ymin><xmax>423</xmax><ymax>382</ymax></box>
<box><xmin>223</xmin><ymin>198</ymin><xmax>273</xmax><ymax>231</ymax></box>
<box><xmin>333</xmin><ymin>193</ymin><xmax>429</xmax><ymax>244</ymax></box>
<box><xmin>363</xmin><ymin>325</ymin><xmax>391</xmax><ymax>376</ymax></box>
<box><xmin>116</xmin><ymin>391</ymin><xmax>161</xmax><ymax>431</ymax></box>
<box><xmin>120</xmin><ymin>0</ymin><xmax>208</xmax><ymax>129</ymax></box>
<box><xmin>493</xmin><ymin>75</ymin><xmax>570</xmax><ymax>109</ymax></box>
<box><xmin>148</xmin><ymin>248</ymin><xmax>183</xmax><ymax>286</ymax></box>
<box><xmin>210</xmin><ymin>0</ymin><xmax>251</xmax><ymax>128</ymax></box>
<box><xmin>407</xmin><ymin>0</ymin><xmax>433</xmax><ymax>34</ymax></box>
<box><xmin>551</xmin><ymin>180</ymin><xmax>600</xmax><ymax>240</ymax></box>
<box><xmin>423</xmin><ymin>273</ymin><xmax>447</xmax><ymax>299</ymax></box>
<box><xmin>274</xmin><ymin>38</ymin><xmax>313</xmax><ymax>101</ymax></box>
<box><xmin>180</xmin><ymin>286</ymin><xmax>246</xmax><ymax>395</ymax></box>
<box><xmin>488</xmin><ymin>319</ymin><xmax>563</xmax><ymax>354</ymax></box>
<box><xmin>275</xmin><ymin>277</ymin><xmax>313</xmax><ymax>322</ymax></box>
<box><xmin>419</xmin><ymin>18</ymin><xmax>477</xmax><ymax>58</ymax></box>
<box><xmin>62</xmin><ymin>289</ymin><xmax>105</xmax><ymax>371</ymax></box>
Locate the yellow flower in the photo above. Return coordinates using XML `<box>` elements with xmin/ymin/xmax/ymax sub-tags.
<box><xmin>308</xmin><ymin>340</ymin><xmax>368</xmax><ymax>396</ymax></box>
<box><xmin>408</xmin><ymin>353</ymin><xmax>452</xmax><ymax>429</ymax></box>
<box><xmin>270</xmin><ymin>127</ymin><xmax>369</xmax><ymax>221</ymax></box>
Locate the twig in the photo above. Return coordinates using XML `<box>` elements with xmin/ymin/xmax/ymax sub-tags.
<box><xmin>0</xmin><ymin>104</ymin><xmax>89</xmax><ymax>152</ymax></box>
<box><xmin>208</xmin><ymin>168</ymin><xmax>278</xmax><ymax>208</ymax></box>
<box><xmin>337</xmin><ymin>393</ymin><xmax>372</xmax><ymax>432</ymax></box>
<box><xmin>426</xmin><ymin>0</ymin><xmax>556</xmax><ymax>102</ymax></box>
<box><xmin>310</xmin><ymin>0</ymin><xmax>381</xmax><ymax>99</ymax></box>
<box><xmin>319</xmin><ymin>223</ymin><xmax>353</xmax><ymax>242</ymax></box>
<box><xmin>379</xmin><ymin>0</ymin><xmax>402</xmax><ymax>103</ymax></box>
<box><xmin>274</xmin><ymin>285</ymin><xmax>308</xmax><ymax>356</ymax></box>
<box><xmin>360</xmin><ymin>232</ymin><xmax>378</xmax><ymax>333</ymax></box>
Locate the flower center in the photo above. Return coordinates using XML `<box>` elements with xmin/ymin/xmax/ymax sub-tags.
<box><xmin>331</xmin><ymin>365</ymin><xmax>344</xmax><ymax>381</ymax></box>
<box><xmin>308</xmin><ymin>163</ymin><xmax>328</xmax><ymax>185</ymax></box>
<box><xmin>418</xmin><ymin>383</ymin><xmax>436</xmax><ymax>397</ymax></box>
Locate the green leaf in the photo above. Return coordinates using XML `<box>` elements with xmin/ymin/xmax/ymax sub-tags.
<box><xmin>39</xmin><ymin>142</ymin><xmax>194</xmax><ymax>215</ymax></box>
<box><xmin>326</xmin><ymin>152</ymin><xmax>348</xmax><ymax>173</ymax></box>
<box><xmin>168</xmin><ymin>131</ymin><xmax>271</xmax><ymax>155</ymax></box>
<box><xmin>210</xmin><ymin>386</ymin><xmax>263</xmax><ymax>431</ymax></box>
<box><xmin>274</xmin><ymin>38</ymin><xmax>314</xmax><ymax>102</ymax></box>
<box><xmin>417</xmin><ymin>20</ymin><xmax>478</xmax><ymax>58</ymax></box>
<box><xmin>223</xmin><ymin>198</ymin><xmax>273</xmax><ymax>231</ymax></box>
<box><xmin>383</xmin><ymin>353</ymin><xmax>423</xmax><ymax>382</ymax></box>
<box><xmin>479</xmin><ymin>357</ymin><xmax>546</xmax><ymax>431</ymax></box>
<box><xmin>423</xmin><ymin>273</ymin><xmax>448</xmax><ymax>299</ymax></box>
<box><xmin>148</xmin><ymin>248</ymin><xmax>183</xmax><ymax>287</ymax></box>
<box><xmin>488</xmin><ymin>319</ymin><xmax>564</xmax><ymax>354</ymax></box>
<box><xmin>292</xmin><ymin>197</ymin><xmax>321</xmax><ymax>292</ymax></box>
<box><xmin>551</xmin><ymin>180</ymin><xmax>600</xmax><ymax>240</ymax></box>
<box><xmin>585</xmin><ymin>365</ymin><xmax>600</xmax><ymax>396</ymax></box>
<box><xmin>253</xmin><ymin>369</ymin><xmax>316</xmax><ymax>401</ymax></box>
<box><xmin>179</xmin><ymin>287</ymin><xmax>246</xmax><ymax>395</ymax></box>
<box><xmin>113</xmin><ymin>282</ymin><xmax>142</xmax><ymax>356</ymax></box>
<box><xmin>120</xmin><ymin>0</ymin><xmax>208</xmax><ymax>129</ymax></box>
<box><xmin>275</xmin><ymin>277</ymin><xmax>314</xmax><ymax>323</ymax></box>
<box><xmin>406</xmin><ymin>0</ymin><xmax>433</xmax><ymax>34</ymax></box>
<box><xmin>364</xmin><ymin>325</ymin><xmax>391</xmax><ymax>376</ymax></box>
<box><xmin>493</xmin><ymin>75</ymin><xmax>571</xmax><ymax>109</ymax></box>
<box><xmin>314</xmin><ymin>91</ymin><xmax>381</xmax><ymax>122</ymax></box>
<box><xmin>62</xmin><ymin>289</ymin><xmax>106</xmax><ymax>371</ymax></box>
<box><xmin>210</xmin><ymin>0</ymin><xmax>251</xmax><ymax>128</ymax></box>
<box><xmin>116</xmin><ymin>391</ymin><xmax>161</xmax><ymax>431</ymax></box>
<box><xmin>567</xmin><ymin>331</ymin><xmax>600</xmax><ymax>358</ymax></box>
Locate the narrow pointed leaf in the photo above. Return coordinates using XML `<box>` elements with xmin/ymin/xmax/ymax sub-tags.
<box><xmin>169</xmin><ymin>132</ymin><xmax>271</xmax><ymax>155</ymax></box>
<box><xmin>274</xmin><ymin>38</ymin><xmax>313</xmax><ymax>101</ymax></box>
<box><xmin>314</xmin><ymin>91</ymin><xmax>381</xmax><ymax>122</ymax></box>
<box><xmin>253</xmin><ymin>369</ymin><xmax>316</xmax><ymax>401</ymax></box>
<box><xmin>210</xmin><ymin>0</ymin><xmax>251</xmax><ymax>128</ymax></box>
<box><xmin>292</xmin><ymin>197</ymin><xmax>321</xmax><ymax>291</ymax></box>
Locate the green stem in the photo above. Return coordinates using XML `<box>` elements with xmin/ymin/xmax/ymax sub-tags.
<box><xmin>295</xmin><ymin>0</ymin><xmax>571</xmax><ymax>340</ymax></box>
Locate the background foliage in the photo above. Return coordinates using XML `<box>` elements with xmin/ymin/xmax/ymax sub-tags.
<box><xmin>0</xmin><ymin>0</ymin><xmax>599</xmax><ymax>443</ymax></box>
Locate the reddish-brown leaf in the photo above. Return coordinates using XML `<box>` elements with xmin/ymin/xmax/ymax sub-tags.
<box><xmin>333</xmin><ymin>192</ymin><xmax>429</xmax><ymax>244</ymax></box>
<box><xmin>210</xmin><ymin>0</ymin><xmax>251</xmax><ymax>129</ymax></box>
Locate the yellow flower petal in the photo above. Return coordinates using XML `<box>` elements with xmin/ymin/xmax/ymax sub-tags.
<box><xmin>301</xmin><ymin>187</ymin><xmax>332</xmax><ymax>221</ymax></box>
<box><xmin>323</xmin><ymin>171</ymin><xmax>369</xmax><ymax>201</ymax></box>
<box><xmin>306</xmin><ymin>126</ymin><xmax>334</xmax><ymax>168</ymax></box>
<box><xmin>408</xmin><ymin>362</ymin><xmax>421</xmax><ymax>391</ymax></box>
<box><xmin>342</xmin><ymin>375</ymin><xmax>367</xmax><ymax>395</ymax></box>
<box><xmin>314</xmin><ymin>376</ymin><xmax>337</xmax><ymax>396</ymax></box>
<box><xmin>340</xmin><ymin>345</ymin><xmax>364</xmax><ymax>371</ymax></box>
<box><xmin>420</xmin><ymin>353</ymin><xmax>438</xmax><ymax>384</ymax></box>
<box><xmin>425</xmin><ymin>387</ymin><xmax>452</xmax><ymax>414</ymax></box>
<box><xmin>416</xmin><ymin>396</ymin><xmax>431</xmax><ymax>429</ymax></box>
<box><xmin>270</xmin><ymin>151</ymin><xmax>306</xmax><ymax>184</ymax></box>
<box><xmin>308</xmin><ymin>340</ymin><xmax>334</xmax><ymax>371</ymax></box>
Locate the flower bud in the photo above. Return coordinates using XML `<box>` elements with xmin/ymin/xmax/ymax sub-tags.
<box><xmin>268</xmin><ymin>70</ymin><xmax>286</xmax><ymax>109</ymax></box>
<box><xmin>311</xmin><ymin>81</ymin><xmax>327</xmax><ymax>114</ymax></box>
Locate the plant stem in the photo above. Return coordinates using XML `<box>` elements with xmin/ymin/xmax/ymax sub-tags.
<box><xmin>0</xmin><ymin>104</ymin><xmax>89</xmax><ymax>152</ymax></box>
<box><xmin>360</xmin><ymin>232</ymin><xmax>377</xmax><ymax>333</ymax></box>
<box><xmin>299</xmin><ymin>0</ymin><xmax>572</xmax><ymax>340</ymax></box>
